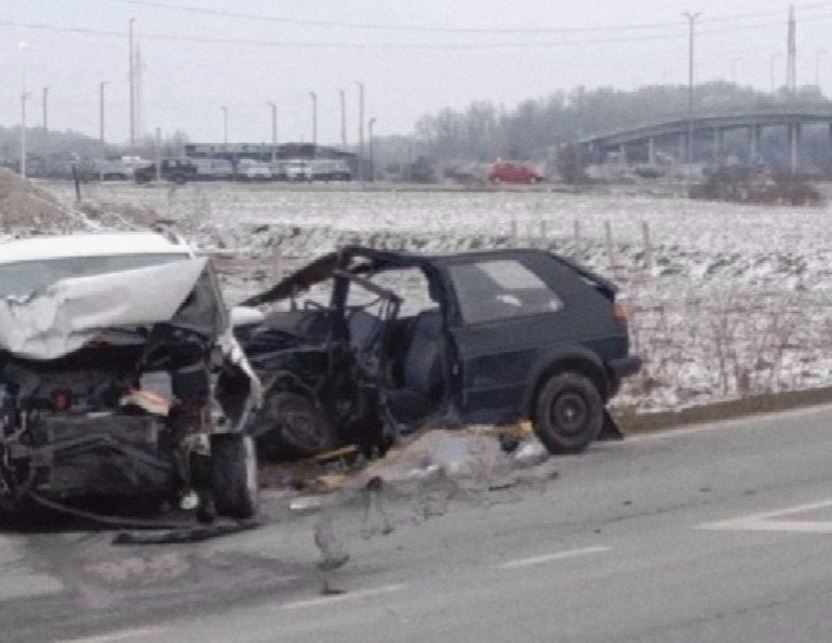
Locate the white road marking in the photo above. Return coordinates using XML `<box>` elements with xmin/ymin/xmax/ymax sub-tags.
<box><xmin>281</xmin><ymin>584</ymin><xmax>407</xmax><ymax>610</ymax></box>
<box><xmin>58</xmin><ymin>627</ymin><xmax>168</xmax><ymax>643</ymax></box>
<box><xmin>498</xmin><ymin>545</ymin><xmax>612</xmax><ymax>570</ymax></box>
<box><xmin>698</xmin><ymin>498</ymin><xmax>832</xmax><ymax>533</ymax></box>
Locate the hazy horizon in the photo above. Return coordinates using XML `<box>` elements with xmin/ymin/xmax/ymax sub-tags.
<box><xmin>2</xmin><ymin>0</ymin><xmax>831</xmax><ymax>146</ymax></box>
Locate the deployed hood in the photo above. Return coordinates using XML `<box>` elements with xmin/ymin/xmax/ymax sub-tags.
<box><xmin>0</xmin><ymin>258</ymin><xmax>214</xmax><ymax>360</ymax></box>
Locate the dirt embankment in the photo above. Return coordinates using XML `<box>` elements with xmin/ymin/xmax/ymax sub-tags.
<box><xmin>0</xmin><ymin>169</ymin><xmax>80</xmax><ymax>234</ymax></box>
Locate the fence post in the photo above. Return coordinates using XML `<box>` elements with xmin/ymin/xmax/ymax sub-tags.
<box><xmin>573</xmin><ymin>219</ymin><xmax>581</xmax><ymax>256</ymax></box>
<box><xmin>605</xmin><ymin>221</ymin><xmax>615</xmax><ymax>270</ymax></box>
<box><xmin>641</xmin><ymin>221</ymin><xmax>653</xmax><ymax>271</ymax></box>
<box><xmin>510</xmin><ymin>218</ymin><xmax>518</xmax><ymax>245</ymax></box>
<box><xmin>539</xmin><ymin>220</ymin><xmax>547</xmax><ymax>239</ymax></box>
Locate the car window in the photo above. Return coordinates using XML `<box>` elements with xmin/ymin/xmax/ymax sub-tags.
<box><xmin>346</xmin><ymin>267</ymin><xmax>436</xmax><ymax>317</ymax></box>
<box><xmin>448</xmin><ymin>259</ymin><xmax>563</xmax><ymax>324</ymax></box>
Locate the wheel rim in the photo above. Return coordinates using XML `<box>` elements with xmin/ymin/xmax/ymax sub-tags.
<box><xmin>272</xmin><ymin>398</ymin><xmax>330</xmax><ymax>452</ymax></box>
<box><xmin>550</xmin><ymin>392</ymin><xmax>588</xmax><ymax>438</ymax></box>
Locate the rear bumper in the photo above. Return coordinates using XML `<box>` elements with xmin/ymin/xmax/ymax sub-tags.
<box><xmin>609</xmin><ymin>356</ymin><xmax>643</xmax><ymax>379</ymax></box>
<box><xmin>607</xmin><ymin>356</ymin><xmax>642</xmax><ymax>398</ymax></box>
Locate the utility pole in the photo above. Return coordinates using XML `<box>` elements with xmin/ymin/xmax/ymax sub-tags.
<box><xmin>771</xmin><ymin>52</ymin><xmax>781</xmax><ymax>95</ymax></box>
<box><xmin>309</xmin><ymin>91</ymin><xmax>318</xmax><ymax>151</ymax></box>
<box><xmin>815</xmin><ymin>49</ymin><xmax>827</xmax><ymax>87</ymax></box>
<box><xmin>356</xmin><ymin>81</ymin><xmax>365</xmax><ymax>178</ymax></box>
<box><xmin>42</xmin><ymin>87</ymin><xmax>48</xmax><ymax>131</ymax></box>
<box><xmin>787</xmin><ymin>5</ymin><xmax>797</xmax><ymax>97</ymax></box>
<box><xmin>368</xmin><ymin>117</ymin><xmax>377</xmax><ymax>182</ymax></box>
<box><xmin>220</xmin><ymin>105</ymin><xmax>228</xmax><ymax>147</ymax></box>
<box><xmin>683</xmin><ymin>12</ymin><xmax>701</xmax><ymax>166</ymax></box>
<box><xmin>338</xmin><ymin>88</ymin><xmax>347</xmax><ymax>150</ymax></box>
<box><xmin>99</xmin><ymin>81</ymin><xmax>109</xmax><ymax>142</ymax></box>
<box><xmin>155</xmin><ymin>126</ymin><xmax>162</xmax><ymax>182</ymax></box>
<box><xmin>267</xmin><ymin>102</ymin><xmax>277</xmax><ymax>162</ymax></box>
<box><xmin>21</xmin><ymin>91</ymin><xmax>31</xmax><ymax>178</ymax></box>
<box><xmin>129</xmin><ymin>18</ymin><xmax>136</xmax><ymax>152</ymax></box>
<box><xmin>18</xmin><ymin>41</ymin><xmax>29</xmax><ymax>178</ymax></box>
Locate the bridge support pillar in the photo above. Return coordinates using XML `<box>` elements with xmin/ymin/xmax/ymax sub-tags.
<box><xmin>647</xmin><ymin>137</ymin><xmax>656</xmax><ymax>165</ymax></box>
<box><xmin>749</xmin><ymin>125</ymin><xmax>762</xmax><ymax>164</ymax></box>
<box><xmin>713</xmin><ymin>128</ymin><xmax>724</xmax><ymax>162</ymax></box>
<box><xmin>789</xmin><ymin>122</ymin><xmax>801</xmax><ymax>173</ymax></box>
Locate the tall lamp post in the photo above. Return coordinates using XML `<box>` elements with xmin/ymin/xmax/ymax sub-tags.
<box><xmin>683</xmin><ymin>11</ymin><xmax>701</xmax><ymax>167</ymax></box>
<box><xmin>220</xmin><ymin>105</ymin><xmax>228</xmax><ymax>147</ymax></box>
<box><xmin>309</xmin><ymin>91</ymin><xmax>318</xmax><ymax>152</ymax></box>
<box><xmin>42</xmin><ymin>87</ymin><xmax>49</xmax><ymax>131</ymax></box>
<box><xmin>816</xmin><ymin>49</ymin><xmax>828</xmax><ymax>87</ymax></box>
<box><xmin>267</xmin><ymin>101</ymin><xmax>278</xmax><ymax>162</ymax></box>
<box><xmin>356</xmin><ymin>81</ymin><xmax>365</xmax><ymax>178</ymax></box>
<box><xmin>18</xmin><ymin>41</ymin><xmax>29</xmax><ymax>178</ymax></box>
<box><xmin>368</xmin><ymin>117</ymin><xmax>377</xmax><ymax>183</ymax></box>
<box><xmin>99</xmin><ymin>81</ymin><xmax>109</xmax><ymax>142</ymax></box>
<box><xmin>338</xmin><ymin>88</ymin><xmax>347</xmax><ymax>151</ymax></box>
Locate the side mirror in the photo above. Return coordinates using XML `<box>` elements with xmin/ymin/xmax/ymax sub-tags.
<box><xmin>230</xmin><ymin>305</ymin><xmax>265</xmax><ymax>328</ymax></box>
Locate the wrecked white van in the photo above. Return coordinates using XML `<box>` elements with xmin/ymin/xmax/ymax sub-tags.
<box><xmin>0</xmin><ymin>232</ymin><xmax>260</xmax><ymax>520</ymax></box>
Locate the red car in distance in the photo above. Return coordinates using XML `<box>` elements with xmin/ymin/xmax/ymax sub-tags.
<box><xmin>489</xmin><ymin>162</ymin><xmax>543</xmax><ymax>184</ymax></box>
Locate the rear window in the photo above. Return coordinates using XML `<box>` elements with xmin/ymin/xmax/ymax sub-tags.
<box><xmin>0</xmin><ymin>253</ymin><xmax>189</xmax><ymax>297</ymax></box>
<box><xmin>448</xmin><ymin>259</ymin><xmax>563</xmax><ymax>324</ymax></box>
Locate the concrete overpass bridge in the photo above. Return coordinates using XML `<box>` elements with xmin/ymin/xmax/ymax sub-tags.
<box><xmin>579</xmin><ymin>105</ymin><xmax>832</xmax><ymax>171</ymax></box>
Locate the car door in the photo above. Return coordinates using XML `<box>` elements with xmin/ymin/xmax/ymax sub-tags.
<box><xmin>443</xmin><ymin>254</ymin><xmax>577</xmax><ymax>424</ymax></box>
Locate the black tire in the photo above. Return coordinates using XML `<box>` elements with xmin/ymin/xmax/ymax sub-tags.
<box><xmin>211</xmin><ymin>433</ymin><xmax>259</xmax><ymax>519</ymax></box>
<box><xmin>533</xmin><ymin>372</ymin><xmax>604</xmax><ymax>454</ymax></box>
<box><xmin>256</xmin><ymin>391</ymin><xmax>337</xmax><ymax>459</ymax></box>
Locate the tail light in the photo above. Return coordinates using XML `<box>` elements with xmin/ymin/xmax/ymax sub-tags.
<box><xmin>52</xmin><ymin>391</ymin><xmax>72</xmax><ymax>412</ymax></box>
<box><xmin>613</xmin><ymin>302</ymin><xmax>629</xmax><ymax>326</ymax></box>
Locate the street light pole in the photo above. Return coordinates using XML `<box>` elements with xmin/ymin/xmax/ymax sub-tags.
<box><xmin>338</xmin><ymin>88</ymin><xmax>347</xmax><ymax>150</ymax></box>
<box><xmin>220</xmin><ymin>105</ymin><xmax>228</xmax><ymax>147</ymax></box>
<box><xmin>18</xmin><ymin>41</ymin><xmax>29</xmax><ymax>178</ymax></box>
<box><xmin>309</xmin><ymin>91</ymin><xmax>318</xmax><ymax>150</ymax></box>
<box><xmin>128</xmin><ymin>18</ymin><xmax>136</xmax><ymax>152</ymax></box>
<box><xmin>99</xmin><ymin>81</ymin><xmax>109</xmax><ymax>143</ymax></box>
<box><xmin>368</xmin><ymin>117</ymin><xmax>377</xmax><ymax>182</ymax></box>
<box><xmin>267</xmin><ymin>102</ymin><xmax>277</xmax><ymax>162</ymax></box>
<box><xmin>21</xmin><ymin>91</ymin><xmax>31</xmax><ymax>179</ymax></box>
<box><xmin>816</xmin><ymin>49</ymin><xmax>828</xmax><ymax>87</ymax></box>
<box><xmin>356</xmin><ymin>81</ymin><xmax>365</xmax><ymax>178</ymax></box>
<box><xmin>683</xmin><ymin>12</ymin><xmax>701</xmax><ymax>167</ymax></box>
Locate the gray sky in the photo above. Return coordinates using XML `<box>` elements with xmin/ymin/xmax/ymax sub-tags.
<box><xmin>2</xmin><ymin>0</ymin><xmax>831</xmax><ymax>146</ymax></box>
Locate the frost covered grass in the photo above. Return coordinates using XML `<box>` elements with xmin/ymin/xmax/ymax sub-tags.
<box><xmin>41</xmin><ymin>180</ymin><xmax>832</xmax><ymax>415</ymax></box>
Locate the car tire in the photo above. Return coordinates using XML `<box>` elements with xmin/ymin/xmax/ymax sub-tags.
<box><xmin>257</xmin><ymin>391</ymin><xmax>337</xmax><ymax>459</ymax></box>
<box><xmin>211</xmin><ymin>433</ymin><xmax>259</xmax><ymax>519</ymax></box>
<box><xmin>533</xmin><ymin>372</ymin><xmax>603</xmax><ymax>454</ymax></box>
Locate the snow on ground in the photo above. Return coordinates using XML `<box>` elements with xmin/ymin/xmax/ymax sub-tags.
<box><xmin>38</xmin><ymin>180</ymin><xmax>832</xmax><ymax>416</ymax></box>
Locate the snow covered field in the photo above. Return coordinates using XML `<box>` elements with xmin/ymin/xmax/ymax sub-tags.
<box><xmin>41</xmin><ymin>180</ymin><xmax>832</xmax><ymax>416</ymax></box>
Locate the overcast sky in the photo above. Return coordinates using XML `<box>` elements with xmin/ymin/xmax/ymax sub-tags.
<box><xmin>2</xmin><ymin>0</ymin><xmax>831</xmax><ymax>146</ymax></box>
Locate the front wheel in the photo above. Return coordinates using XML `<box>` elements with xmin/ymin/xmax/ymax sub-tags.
<box><xmin>211</xmin><ymin>433</ymin><xmax>259</xmax><ymax>519</ymax></box>
<box><xmin>533</xmin><ymin>372</ymin><xmax>603</xmax><ymax>454</ymax></box>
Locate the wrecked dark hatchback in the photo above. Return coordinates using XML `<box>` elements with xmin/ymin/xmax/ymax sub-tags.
<box><xmin>0</xmin><ymin>233</ymin><xmax>260</xmax><ymax>519</ymax></box>
<box><xmin>238</xmin><ymin>246</ymin><xmax>641</xmax><ymax>459</ymax></box>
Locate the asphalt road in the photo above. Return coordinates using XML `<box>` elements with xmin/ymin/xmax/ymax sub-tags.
<box><xmin>5</xmin><ymin>404</ymin><xmax>832</xmax><ymax>642</ymax></box>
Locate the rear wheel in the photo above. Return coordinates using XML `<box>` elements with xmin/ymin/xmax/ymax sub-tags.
<box><xmin>533</xmin><ymin>372</ymin><xmax>603</xmax><ymax>454</ymax></box>
<box><xmin>211</xmin><ymin>434</ymin><xmax>258</xmax><ymax>519</ymax></box>
<box><xmin>257</xmin><ymin>391</ymin><xmax>337</xmax><ymax>459</ymax></box>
